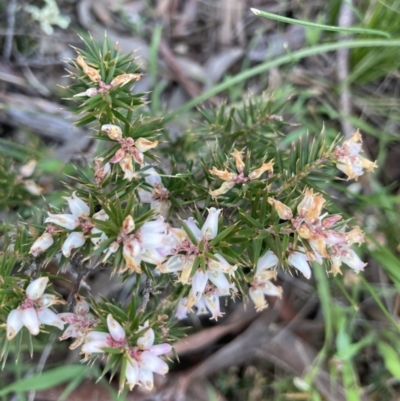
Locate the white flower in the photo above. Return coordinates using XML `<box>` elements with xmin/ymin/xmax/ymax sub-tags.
<box><xmin>334</xmin><ymin>130</ymin><xmax>377</xmax><ymax>180</ymax></box>
<box><xmin>62</xmin><ymin>232</ymin><xmax>85</xmax><ymax>257</ymax></box>
<box><xmin>6</xmin><ymin>277</ymin><xmax>65</xmax><ymax>340</ymax></box>
<box><xmin>29</xmin><ymin>233</ymin><xmax>54</xmax><ymax>256</ymax></box>
<box><xmin>288</xmin><ymin>251</ymin><xmax>312</xmax><ymax>279</ymax></box>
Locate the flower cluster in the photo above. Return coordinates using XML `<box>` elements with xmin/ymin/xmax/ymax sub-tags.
<box><xmin>160</xmin><ymin>208</ymin><xmax>236</xmax><ymax>320</ymax></box>
<box><xmin>101</xmin><ymin>124</ymin><xmax>158</xmax><ymax>181</ymax></box>
<box><xmin>58</xmin><ymin>295</ymin><xmax>98</xmax><ymax>349</ymax></box>
<box><xmin>209</xmin><ymin>149</ymin><xmax>274</xmax><ymax>199</ymax></box>
<box><xmin>74</xmin><ymin>55</ymin><xmax>141</xmax><ymax>97</ymax></box>
<box><xmin>268</xmin><ymin>188</ymin><xmax>366</xmax><ymax>277</ymax></box>
<box><xmin>82</xmin><ymin>315</ymin><xmax>171</xmax><ymax>391</ymax></box>
<box><xmin>334</xmin><ymin>130</ymin><xmax>377</xmax><ymax>180</ymax></box>
<box><xmin>104</xmin><ymin>215</ymin><xmax>172</xmax><ymax>273</ymax></box>
<box><xmin>29</xmin><ymin>192</ymin><xmax>109</xmax><ymax>258</ymax></box>
<box><xmin>7</xmin><ymin>277</ymin><xmax>65</xmax><ymax>340</ymax></box>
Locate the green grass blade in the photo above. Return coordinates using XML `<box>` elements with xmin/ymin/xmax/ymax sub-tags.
<box><xmin>250</xmin><ymin>9</ymin><xmax>391</xmax><ymax>38</ymax></box>
<box><xmin>167</xmin><ymin>39</ymin><xmax>400</xmax><ymax>120</ymax></box>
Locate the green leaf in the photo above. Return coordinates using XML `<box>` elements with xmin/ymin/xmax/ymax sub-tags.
<box><xmin>250</xmin><ymin>8</ymin><xmax>391</xmax><ymax>38</ymax></box>
<box><xmin>0</xmin><ymin>365</ymin><xmax>88</xmax><ymax>396</ymax></box>
<box><xmin>378</xmin><ymin>342</ymin><xmax>400</xmax><ymax>381</ymax></box>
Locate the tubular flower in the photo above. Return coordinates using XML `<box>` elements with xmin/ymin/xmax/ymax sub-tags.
<box><xmin>76</xmin><ymin>55</ymin><xmax>101</xmax><ymax>82</ymax></box>
<box><xmin>138</xmin><ymin>166</ymin><xmax>170</xmax><ymax>217</ymax></box>
<box><xmin>103</xmin><ymin>215</ymin><xmax>171</xmax><ymax>273</ymax></box>
<box><xmin>38</xmin><ymin>193</ymin><xmax>109</xmax><ymax>258</ymax></box>
<box><xmin>288</xmin><ymin>188</ymin><xmax>366</xmax><ymax>276</ymax></box>
<box><xmin>334</xmin><ymin>130</ymin><xmax>377</xmax><ymax>180</ymax></box>
<box><xmin>82</xmin><ymin>317</ymin><xmax>171</xmax><ymax>392</ymax></box>
<box><xmin>58</xmin><ymin>295</ymin><xmax>98</xmax><ymax>349</ymax></box>
<box><xmin>268</xmin><ymin>197</ymin><xmax>293</xmax><ymax>220</ymax></box>
<box><xmin>100</xmin><ymin>124</ymin><xmax>158</xmax><ymax>181</ymax></box>
<box><xmin>209</xmin><ymin>149</ymin><xmax>274</xmax><ymax>199</ymax></box>
<box><xmin>159</xmin><ymin>208</ymin><xmax>236</xmax><ymax>319</ymax></box>
<box><xmin>250</xmin><ymin>250</ymin><xmax>282</xmax><ymax>311</ymax></box>
<box><xmin>7</xmin><ymin>277</ymin><xmax>65</xmax><ymax>340</ymax></box>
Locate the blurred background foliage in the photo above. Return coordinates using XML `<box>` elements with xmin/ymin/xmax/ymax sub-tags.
<box><xmin>1</xmin><ymin>0</ymin><xmax>400</xmax><ymax>400</ymax></box>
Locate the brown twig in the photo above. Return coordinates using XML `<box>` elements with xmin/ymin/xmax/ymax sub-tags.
<box><xmin>67</xmin><ymin>252</ymin><xmax>88</xmax><ymax>311</ymax></box>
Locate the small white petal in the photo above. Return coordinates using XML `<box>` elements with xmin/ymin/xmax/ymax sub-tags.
<box><xmin>7</xmin><ymin>309</ymin><xmax>23</xmax><ymax>340</ymax></box>
<box><xmin>26</xmin><ymin>277</ymin><xmax>49</xmax><ymax>300</ymax></box>
<box><xmin>21</xmin><ymin>307</ymin><xmax>40</xmax><ymax>335</ymax></box>
<box><xmin>62</xmin><ymin>232</ymin><xmax>85</xmax><ymax>258</ymax></box>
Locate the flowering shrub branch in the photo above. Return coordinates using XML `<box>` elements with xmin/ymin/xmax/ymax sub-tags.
<box><xmin>0</xmin><ymin>34</ymin><xmax>377</xmax><ymax>392</ymax></box>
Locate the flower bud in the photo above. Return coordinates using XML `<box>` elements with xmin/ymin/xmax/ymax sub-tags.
<box><xmin>201</xmin><ymin>208</ymin><xmax>221</xmax><ymax>240</ymax></box>
<box><xmin>26</xmin><ymin>277</ymin><xmax>49</xmax><ymax>300</ymax></box>
<box><xmin>103</xmin><ymin>241</ymin><xmax>119</xmax><ymax>262</ymax></box>
<box><xmin>24</xmin><ymin>180</ymin><xmax>43</xmax><ymax>196</ymax></box>
<box><xmin>135</xmin><ymin>138</ymin><xmax>158</xmax><ymax>153</ymax></box>
<box><xmin>248</xmin><ymin>161</ymin><xmax>274</xmax><ymax>180</ymax></box>
<box><xmin>62</xmin><ymin>232</ymin><xmax>85</xmax><ymax>257</ymax></box>
<box><xmin>119</xmin><ymin>156</ymin><xmax>136</xmax><ymax>181</ymax></box>
<box><xmin>288</xmin><ymin>252</ymin><xmax>311</xmax><ymax>279</ymax></box>
<box><xmin>209</xmin><ymin>167</ymin><xmax>237</xmax><ymax>182</ymax></box>
<box><xmin>19</xmin><ymin>160</ymin><xmax>37</xmax><ymax>178</ymax></box>
<box><xmin>29</xmin><ymin>233</ymin><xmax>54</xmax><ymax>256</ymax></box>
<box><xmin>110</xmin><ymin>73</ymin><xmax>141</xmax><ymax>87</ymax></box>
<box><xmin>122</xmin><ymin>215</ymin><xmax>135</xmax><ymax>234</ymax></box>
<box><xmin>231</xmin><ymin>149</ymin><xmax>245</xmax><ymax>173</ymax></box>
<box><xmin>7</xmin><ymin>309</ymin><xmax>23</xmax><ymax>340</ymax></box>
<box><xmin>137</xmin><ymin>323</ymin><xmax>155</xmax><ymax>350</ymax></box>
<box><xmin>45</xmin><ymin>213</ymin><xmax>79</xmax><ymax>230</ymax></box>
<box><xmin>64</xmin><ymin>192</ymin><xmax>90</xmax><ymax>217</ymax></box>
<box><xmin>76</xmin><ymin>55</ymin><xmax>101</xmax><ymax>82</ymax></box>
<box><xmin>107</xmin><ymin>314</ymin><xmax>126</xmax><ymax>343</ymax></box>
<box><xmin>268</xmin><ymin>198</ymin><xmax>293</xmax><ymax>220</ymax></box>
<box><xmin>101</xmin><ymin>124</ymin><xmax>123</xmax><ymax>141</ymax></box>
